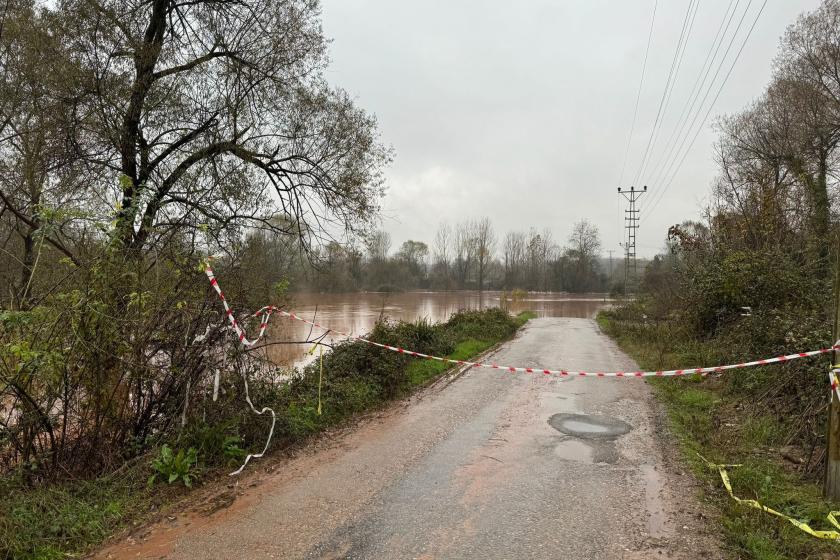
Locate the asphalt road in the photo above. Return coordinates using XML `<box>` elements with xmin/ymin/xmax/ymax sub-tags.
<box><xmin>100</xmin><ymin>318</ymin><xmax>722</xmax><ymax>560</ymax></box>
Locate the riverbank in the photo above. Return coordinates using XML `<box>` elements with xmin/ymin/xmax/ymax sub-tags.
<box><xmin>597</xmin><ymin>310</ymin><xmax>840</xmax><ymax>559</ymax></box>
<box><xmin>0</xmin><ymin>309</ymin><xmax>534</xmax><ymax>560</ymax></box>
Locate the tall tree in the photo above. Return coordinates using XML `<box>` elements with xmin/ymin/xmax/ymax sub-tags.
<box><xmin>775</xmin><ymin>0</ymin><xmax>840</xmax><ymax>265</ymax></box>
<box><xmin>565</xmin><ymin>219</ymin><xmax>602</xmax><ymax>292</ymax></box>
<box><xmin>454</xmin><ymin>222</ymin><xmax>475</xmax><ymax>288</ymax></box>
<box><xmin>503</xmin><ymin>230</ymin><xmax>526</xmax><ymax>288</ymax></box>
<box><xmin>430</xmin><ymin>222</ymin><xmax>452</xmax><ymax>288</ymax></box>
<box><xmin>473</xmin><ymin>217</ymin><xmax>495</xmax><ymax>292</ymax></box>
<box><xmin>396</xmin><ymin>239</ymin><xmax>428</xmax><ymax>287</ymax></box>
<box><xmin>365</xmin><ymin>230</ymin><xmax>391</xmax><ymax>263</ymax></box>
<box><xmin>0</xmin><ymin>0</ymin><xmax>81</xmax><ymax>304</ymax></box>
<box><xmin>58</xmin><ymin>0</ymin><xmax>388</xmax><ymax>257</ymax></box>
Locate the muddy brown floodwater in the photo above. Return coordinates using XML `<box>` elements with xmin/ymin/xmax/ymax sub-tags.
<box><xmin>263</xmin><ymin>291</ymin><xmax>614</xmax><ymax>369</ymax></box>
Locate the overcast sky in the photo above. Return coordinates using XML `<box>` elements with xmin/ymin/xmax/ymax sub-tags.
<box><xmin>320</xmin><ymin>0</ymin><xmax>822</xmax><ymax>258</ymax></box>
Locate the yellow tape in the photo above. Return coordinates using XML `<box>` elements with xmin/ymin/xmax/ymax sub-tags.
<box><xmin>317</xmin><ymin>347</ymin><xmax>323</xmax><ymax>416</ymax></box>
<box><xmin>308</xmin><ymin>343</ymin><xmax>324</xmax><ymax>416</ymax></box>
<box><xmin>700</xmin><ymin>454</ymin><xmax>840</xmax><ymax>540</ymax></box>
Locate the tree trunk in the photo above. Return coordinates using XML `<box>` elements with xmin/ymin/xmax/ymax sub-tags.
<box><xmin>813</xmin><ymin>149</ymin><xmax>830</xmax><ymax>266</ymax></box>
<box><xmin>114</xmin><ymin>0</ymin><xmax>168</xmax><ymax>251</ymax></box>
<box><xmin>826</xmin><ymin>235</ymin><xmax>840</xmax><ymax>500</ymax></box>
<box><xmin>828</xmin><ymin>395</ymin><xmax>840</xmax><ymax>500</ymax></box>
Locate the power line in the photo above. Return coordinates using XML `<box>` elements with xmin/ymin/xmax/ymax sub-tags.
<box><xmin>617</xmin><ymin>0</ymin><xmax>658</xmax><ymax>187</ymax></box>
<box><xmin>635</xmin><ymin>0</ymin><xmax>702</xmax><ymax>184</ymax></box>
<box><xmin>645</xmin><ymin>0</ymin><xmax>768</xmax><ymax>220</ymax></box>
<box><xmin>645</xmin><ymin>0</ymin><xmax>759</xmax><ymax>217</ymax></box>
<box><xmin>631</xmin><ymin>0</ymin><xmax>700</xmax><ymax>187</ymax></box>
<box><xmin>645</xmin><ymin>0</ymin><xmax>755</xmax><ymax>212</ymax></box>
<box><xmin>644</xmin><ymin>0</ymin><xmax>740</xmax><ymax>190</ymax></box>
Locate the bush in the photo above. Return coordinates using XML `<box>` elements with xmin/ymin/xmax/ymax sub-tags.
<box><xmin>178</xmin><ymin>421</ymin><xmax>246</xmax><ymax>467</ymax></box>
<box><xmin>0</xmin><ymin>253</ymin><xmax>223</xmax><ymax>481</ymax></box>
<box><xmin>148</xmin><ymin>445</ymin><xmax>198</xmax><ymax>487</ymax></box>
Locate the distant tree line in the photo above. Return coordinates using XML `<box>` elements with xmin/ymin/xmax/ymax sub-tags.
<box><xmin>239</xmin><ymin>218</ymin><xmax>609</xmax><ymax>293</ymax></box>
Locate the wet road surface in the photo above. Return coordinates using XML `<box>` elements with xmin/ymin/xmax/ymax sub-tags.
<box><xmin>100</xmin><ymin>318</ymin><xmax>721</xmax><ymax>559</ymax></box>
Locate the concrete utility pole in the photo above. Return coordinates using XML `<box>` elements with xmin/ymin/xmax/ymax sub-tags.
<box><xmin>826</xmin><ymin>238</ymin><xmax>840</xmax><ymax>500</ymax></box>
<box><xmin>618</xmin><ymin>186</ymin><xmax>646</xmax><ymax>294</ymax></box>
<box><xmin>608</xmin><ymin>249</ymin><xmax>615</xmax><ymax>287</ymax></box>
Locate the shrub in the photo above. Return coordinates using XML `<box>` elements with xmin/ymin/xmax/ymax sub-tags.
<box><xmin>178</xmin><ymin>421</ymin><xmax>246</xmax><ymax>467</ymax></box>
<box><xmin>148</xmin><ymin>445</ymin><xmax>198</xmax><ymax>487</ymax></box>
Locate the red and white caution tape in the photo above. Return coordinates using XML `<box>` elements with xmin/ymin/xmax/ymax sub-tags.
<box><xmin>205</xmin><ymin>265</ymin><xmax>276</xmax><ymax>475</ymax></box>
<box><xmin>205</xmin><ymin>264</ymin><xmax>840</xmax><ymax>474</ymax></box>
<box><xmin>205</xmin><ymin>265</ymin><xmax>840</xmax><ymax>378</ymax></box>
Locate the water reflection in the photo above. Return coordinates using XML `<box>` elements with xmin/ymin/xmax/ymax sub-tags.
<box><xmin>261</xmin><ymin>291</ymin><xmax>614</xmax><ymax>369</ymax></box>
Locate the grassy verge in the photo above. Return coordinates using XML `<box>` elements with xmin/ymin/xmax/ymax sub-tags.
<box><xmin>405</xmin><ymin>311</ymin><xmax>536</xmax><ymax>388</ymax></box>
<box><xmin>1</xmin><ymin>308</ymin><xmax>534</xmax><ymax>560</ymax></box>
<box><xmin>598</xmin><ymin>311</ymin><xmax>840</xmax><ymax>560</ymax></box>
<box><xmin>0</xmin><ymin>462</ymin><xmax>172</xmax><ymax>560</ymax></box>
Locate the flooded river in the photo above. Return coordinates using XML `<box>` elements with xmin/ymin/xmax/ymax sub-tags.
<box><xmin>262</xmin><ymin>291</ymin><xmax>614</xmax><ymax>369</ymax></box>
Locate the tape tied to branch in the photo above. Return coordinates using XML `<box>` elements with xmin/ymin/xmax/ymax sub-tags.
<box><xmin>700</xmin><ymin>454</ymin><xmax>840</xmax><ymax>541</ymax></box>
<box><xmin>203</xmin><ymin>261</ymin><xmax>277</xmax><ymax>476</ymax></box>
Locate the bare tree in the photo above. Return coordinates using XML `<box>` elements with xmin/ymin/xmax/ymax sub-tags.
<box><xmin>526</xmin><ymin>228</ymin><xmax>554</xmax><ymax>291</ymax></box>
<box><xmin>568</xmin><ymin>220</ymin><xmax>601</xmax><ymax>259</ymax></box>
<box><xmin>473</xmin><ymin>217</ymin><xmax>496</xmax><ymax>292</ymax></box>
<box><xmin>433</xmin><ymin>222</ymin><xmax>451</xmax><ymax>267</ymax></box>
<box><xmin>503</xmin><ymin>230</ymin><xmax>526</xmax><ymax>288</ymax></box>
<box><xmin>453</xmin><ymin>222</ymin><xmax>475</xmax><ymax>288</ymax></box>
<box><xmin>774</xmin><ymin>1</ymin><xmax>840</xmax><ymax>265</ymax></box>
<box><xmin>365</xmin><ymin>230</ymin><xmax>391</xmax><ymax>263</ymax></box>
<box><xmin>565</xmin><ymin>219</ymin><xmax>602</xmax><ymax>292</ymax></box>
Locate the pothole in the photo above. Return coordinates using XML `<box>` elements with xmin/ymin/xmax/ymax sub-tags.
<box><xmin>548</xmin><ymin>413</ymin><xmax>633</xmax><ymax>439</ymax></box>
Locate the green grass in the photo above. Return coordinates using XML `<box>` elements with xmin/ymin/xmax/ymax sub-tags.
<box><xmin>598</xmin><ymin>311</ymin><xmax>840</xmax><ymax>559</ymax></box>
<box><xmin>514</xmin><ymin>310</ymin><xmax>538</xmax><ymax>327</ymax></box>
<box><xmin>405</xmin><ymin>311</ymin><xmax>536</xmax><ymax>387</ymax></box>
<box><xmin>406</xmin><ymin>338</ymin><xmax>494</xmax><ymax>386</ymax></box>
<box><xmin>0</xmin><ymin>466</ymin><xmax>160</xmax><ymax>560</ymax></box>
<box><xmin>403</xmin><ymin>309</ymin><xmax>536</xmax><ymax>388</ymax></box>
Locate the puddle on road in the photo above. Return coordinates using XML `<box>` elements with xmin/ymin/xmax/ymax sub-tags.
<box><xmin>548</xmin><ymin>413</ymin><xmax>632</xmax><ymax>465</ymax></box>
<box><xmin>547</xmin><ymin>413</ymin><xmax>633</xmax><ymax>439</ymax></box>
